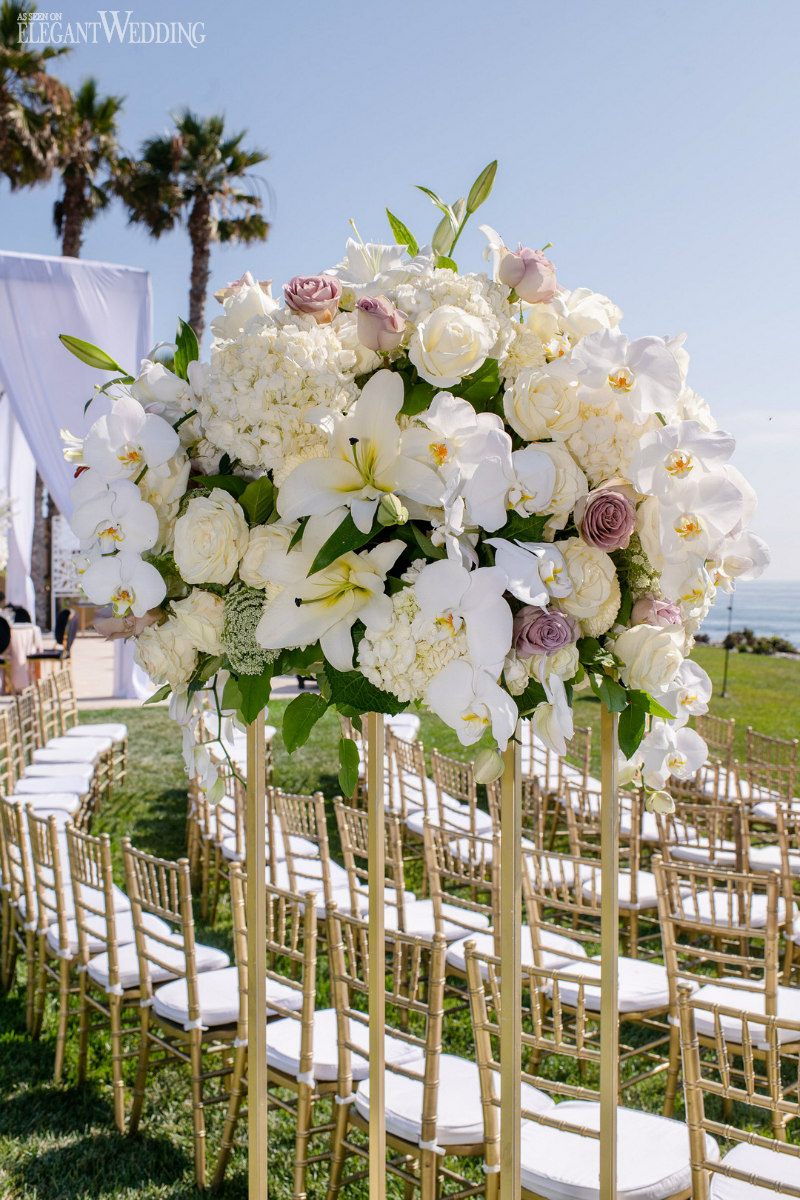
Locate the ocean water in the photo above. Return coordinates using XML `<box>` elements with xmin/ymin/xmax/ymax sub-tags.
<box><xmin>699</xmin><ymin>580</ymin><xmax>800</xmax><ymax>646</ymax></box>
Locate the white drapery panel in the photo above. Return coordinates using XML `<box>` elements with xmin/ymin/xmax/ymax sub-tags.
<box><xmin>0</xmin><ymin>252</ymin><xmax>152</xmax><ymax>694</ymax></box>
<box><xmin>0</xmin><ymin>396</ymin><xmax>37</xmax><ymax>617</ymax></box>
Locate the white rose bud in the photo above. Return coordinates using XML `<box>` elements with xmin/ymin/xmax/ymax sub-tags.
<box><xmin>473</xmin><ymin>747</ymin><xmax>504</xmax><ymax>785</ymax></box>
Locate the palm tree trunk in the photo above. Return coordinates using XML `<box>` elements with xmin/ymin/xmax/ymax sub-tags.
<box><xmin>188</xmin><ymin>194</ymin><xmax>212</xmax><ymax>343</ymax></box>
<box><xmin>60</xmin><ymin>175</ymin><xmax>85</xmax><ymax>257</ymax></box>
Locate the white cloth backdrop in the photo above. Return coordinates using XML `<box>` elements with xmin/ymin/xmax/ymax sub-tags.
<box><xmin>0</xmin><ymin>395</ymin><xmax>37</xmax><ymax>617</ymax></box>
<box><xmin>0</xmin><ymin>251</ymin><xmax>153</xmax><ymax>697</ymax></box>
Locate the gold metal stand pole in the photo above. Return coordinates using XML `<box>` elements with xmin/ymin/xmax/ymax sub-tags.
<box><xmin>599</xmin><ymin>705</ymin><xmax>619</xmax><ymax>1200</ymax></box>
<box><xmin>500</xmin><ymin>730</ymin><xmax>522</xmax><ymax>1200</ymax></box>
<box><xmin>246</xmin><ymin>712</ymin><xmax>268</xmax><ymax>1199</ymax></box>
<box><xmin>366</xmin><ymin>712</ymin><xmax>387</xmax><ymax>1199</ymax></box>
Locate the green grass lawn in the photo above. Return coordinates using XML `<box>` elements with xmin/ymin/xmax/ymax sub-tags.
<box><xmin>0</xmin><ymin>649</ymin><xmax>797</xmax><ymax>1198</ymax></box>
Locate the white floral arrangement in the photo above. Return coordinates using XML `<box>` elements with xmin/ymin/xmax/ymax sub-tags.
<box><xmin>0</xmin><ymin>490</ymin><xmax>11</xmax><ymax>576</ymax></box>
<box><xmin>61</xmin><ymin>163</ymin><xmax>769</xmax><ymax>802</ymax></box>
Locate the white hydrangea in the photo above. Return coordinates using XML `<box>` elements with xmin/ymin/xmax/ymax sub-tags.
<box><xmin>675</xmin><ymin>387</ymin><xmax>717</xmax><ymax>431</ymax></box>
<box><xmin>357</xmin><ymin>562</ymin><xmax>469</xmax><ymax>702</ymax></box>
<box><xmin>567</xmin><ymin>399</ymin><xmax>659</xmax><ymax>486</ymax></box>
<box><xmin>392</xmin><ymin>269</ymin><xmax>516</xmax><ymax>370</ymax></box>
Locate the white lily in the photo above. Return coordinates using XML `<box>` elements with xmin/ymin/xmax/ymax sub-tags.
<box><xmin>277</xmin><ymin>370</ymin><xmax>443</xmax><ymax>534</ymax></box>
<box><xmin>80</xmin><ymin>550</ymin><xmax>166</xmax><ymax>617</ymax></box>
<box><xmin>70</xmin><ymin>474</ymin><xmax>159</xmax><ymax>555</ymax></box>
<box><xmin>413</xmin><ymin>558</ymin><xmax>513</xmax><ymax>675</ymax></box>
<box><xmin>532</xmin><ymin>673</ymin><xmax>574</xmax><ymax>756</ymax></box>
<box><xmin>628</xmin><ymin>420</ymin><xmax>735</xmax><ymax>501</ymax></box>
<box><xmin>82</xmin><ymin>395</ymin><xmax>180</xmax><ymax>480</ymax></box>
<box><xmin>486</xmin><ymin>538</ymin><xmax>572</xmax><ymax>607</ymax></box>
<box><xmin>570</xmin><ymin>328</ymin><xmax>682</xmax><ymax>423</ymax></box>
<box><xmin>463</xmin><ymin>431</ymin><xmax>556</xmax><ymax>532</ymax></box>
<box><xmin>639</xmin><ymin>721</ymin><xmax>708</xmax><ymax>790</ymax></box>
<box><xmin>426</xmin><ymin>659</ymin><xmax>517</xmax><ymax>751</ymax></box>
<box><xmin>662</xmin><ymin>660</ymin><xmax>712</xmax><ymax>728</ymax></box>
<box><xmin>324</xmin><ymin>238</ymin><xmax>433</xmax><ymax>294</ymax></box>
<box><xmin>255</xmin><ymin>514</ymin><xmax>404</xmax><ymax>671</ymax></box>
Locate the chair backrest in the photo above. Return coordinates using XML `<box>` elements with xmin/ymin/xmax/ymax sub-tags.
<box><xmin>121</xmin><ymin>839</ymin><xmax>195</xmax><ymax>1012</ymax></box>
<box><xmin>563</xmin><ymin>782</ymin><xmax>642</xmax><ymax>885</ymax></box>
<box><xmin>3</xmin><ymin>704</ymin><xmax>26</xmax><ymax>783</ymax></box>
<box><xmin>211</xmin><ymin>763</ymin><xmax>245</xmax><ymax>861</ymax></box>
<box><xmin>327</xmin><ymin>904</ymin><xmax>448</xmax><ymax>1144</ymax></box>
<box><xmin>747</xmin><ymin>728</ymin><xmax>798</xmax><ymax>770</ymax></box>
<box><xmin>486</xmin><ymin>776</ymin><xmax>544</xmax><ymax>843</ymax></box>
<box><xmin>26</xmin><ymin>808</ymin><xmax>71</xmax><ymax>949</ymax></box>
<box><xmin>386</xmin><ymin>729</ymin><xmax>428</xmax><ymax>821</ymax></box>
<box><xmin>66</xmin><ymin>823</ymin><xmax>124</xmax><ymax>980</ymax></box>
<box><xmin>741</xmin><ymin>729</ymin><xmax>798</xmax><ymax>805</ymax></box>
<box><xmin>423</xmin><ymin>820</ymin><xmax>500</xmax><ymax>950</ymax></box>
<box><xmin>53</xmin><ymin>663</ymin><xmax>80</xmax><ymax>732</ymax></box>
<box><xmin>521</xmin><ymin>845</ymin><xmax>607</xmax><ymax>966</ymax></box>
<box><xmin>230</xmin><ymin>866</ymin><xmax>316</xmax><ymax>1056</ymax></box>
<box><xmin>273</xmin><ymin>788</ymin><xmax>334</xmax><ymax>901</ymax></box>
<box><xmin>0</xmin><ymin>795</ymin><xmax>36</xmax><ymax>922</ymax></box>
<box><xmin>36</xmin><ymin>673</ymin><xmax>64</xmax><ymax>741</ymax></box>
<box><xmin>0</xmin><ymin>707</ymin><xmax>20</xmax><ymax>795</ymax></box>
<box><xmin>333</xmin><ymin>796</ymin><xmax>408</xmax><ymax>923</ymax></box>
<box><xmin>678</xmin><ymin>988</ymin><xmax>800</xmax><ymax>1199</ymax></box>
<box><xmin>14</xmin><ymin>686</ymin><xmax>41</xmax><ymax>764</ymax></box>
<box><xmin>656</xmin><ymin>796</ymin><xmax>744</xmax><ymax>870</ymax></box>
<box><xmin>695</xmin><ymin>713</ymin><xmax>735</xmax><ymax>774</ymax></box>
<box><xmin>653</xmin><ymin>855</ymin><xmax>783</xmax><ymax>1014</ymax></box>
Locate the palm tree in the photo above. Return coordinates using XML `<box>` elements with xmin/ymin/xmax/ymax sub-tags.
<box><xmin>115</xmin><ymin>110</ymin><xmax>269</xmax><ymax>341</ymax></box>
<box><xmin>53</xmin><ymin>77</ymin><xmax>123</xmax><ymax>258</ymax></box>
<box><xmin>0</xmin><ymin>1</ymin><xmax>70</xmax><ymax>191</ymax></box>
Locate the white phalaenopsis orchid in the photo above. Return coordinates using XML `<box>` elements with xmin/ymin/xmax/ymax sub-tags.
<box><xmin>628</xmin><ymin>420</ymin><xmax>735</xmax><ymax>501</ymax></box>
<box><xmin>82</xmin><ymin>395</ymin><xmax>180</xmax><ymax>480</ymax></box>
<box><xmin>463</xmin><ymin>430</ymin><xmax>556</xmax><ymax>532</ymax></box>
<box><xmin>426</xmin><ymin>659</ymin><xmax>517</xmax><ymax>751</ymax></box>
<box><xmin>413</xmin><ymin>558</ymin><xmax>512</xmax><ymax>674</ymax></box>
<box><xmin>712</xmin><ymin>528</ymin><xmax>771</xmax><ymax>588</ymax></box>
<box><xmin>658</xmin><ymin>474</ymin><xmax>747</xmax><ymax>563</ymax></box>
<box><xmin>80</xmin><ymin>550</ymin><xmax>166</xmax><ymax>617</ymax></box>
<box><xmin>662</xmin><ymin>660</ymin><xmax>713</xmax><ymax>727</ymax></box>
<box><xmin>277</xmin><ymin>370</ymin><xmax>443</xmax><ymax>534</ymax></box>
<box><xmin>403</xmin><ymin>392</ymin><xmax>504</xmax><ymax>482</ymax></box>
<box><xmin>639</xmin><ymin>721</ymin><xmax>708</xmax><ymax>790</ymax></box>
<box><xmin>532</xmin><ymin>673</ymin><xmax>574</xmax><ymax>756</ymax></box>
<box><xmin>486</xmin><ymin>538</ymin><xmax>572</xmax><ymax>606</ymax></box>
<box><xmin>571</xmin><ymin>328</ymin><xmax>682</xmax><ymax>423</ymax></box>
<box><xmin>70</xmin><ymin>473</ymin><xmax>159</xmax><ymax>555</ymax></box>
<box><xmin>255</xmin><ymin>514</ymin><xmax>404</xmax><ymax>671</ymax></box>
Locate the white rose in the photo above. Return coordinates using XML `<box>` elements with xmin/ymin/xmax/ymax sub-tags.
<box><xmin>138</xmin><ymin>453</ymin><xmax>191</xmax><ymax>552</ymax></box>
<box><xmin>558</xmin><ymin>538</ymin><xmax>619</xmax><ymax>626</ymax></box>
<box><xmin>530</xmin><ymin>445</ymin><xmax>588</xmax><ymax>537</ymax></box>
<box><xmin>504</xmin><ymin>366</ymin><xmax>581</xmax><ymax>442</ymax></box>
<box><xmin>239</xmin><ymin>522</ymin><xmax>297</xmax><ymax>591</ymax></box>
<box><xmin>134</xmin><ymin>620</ymin><xmax>197</xmax><ymax>688</ymax></box>
<box><xmin>528</xmin><ymin>644</ymin><xmax>580</xmax><ymax>682</ymax></box>
<box><xmin>503</xmin><ymin>651</ymin><xmax>530</xmax><ymax>696</ymax></box>
<box><xmin>173</xmin><ymin>488</ymin><xmax>250</xmax><ymax>585</ymax></box>
<box><xmin>171</xmin><ymin>589</ymin><xmax>225</xmax><ymax>656</ymax></box>
<box><xmin>636</xmin><ymin>496</ymin><xmax>667</xmax><ymax>573</ymax></box>
<box><xmin>408</xmin><ymin>305</ymin><xmax>494</xmax><ymax>389</ymax></box>
<box><xmin>614</xmin><ymin>623</ymin><xmax>684</xmax><ymax>696</ymax></box>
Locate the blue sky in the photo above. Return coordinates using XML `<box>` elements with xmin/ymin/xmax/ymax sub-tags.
<box><xmin>3</xmin><ymin>0</ymin><xmax>798</xmax><ymax>577</ymax></box>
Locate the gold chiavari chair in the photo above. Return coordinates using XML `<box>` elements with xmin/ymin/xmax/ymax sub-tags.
<box><xmin>422</xmin><ymin>818</ymin><xmax>499</xmax><ymax>980</ymax></box>
<box><xmin>52</xmin><ymin>662</ymin><xmax>128</xmax><ymax>793</ymax></box>
<box><xmin>16</xmin><ymin>684</ymin><xmax>112</xmax><ymax>790</ymax></box>
<box><xmin>333</xmin><ymin>796</ymin><xmax>412</xmax><ymax>926</ymax></box>
<box><xmin>0</xmin><ymin>794</ymin><xmax>38</xmax><ymax>1022</ymax></box>
<box><xmin>36</xmin><ymin>673</ymin><xmax>110</xmax><ymax>800</ymax></box>
<box><xmin>213</xmin><ymin>867</ymin><xmax>330</xmax><ymax>1193</ymax></box>
<box><xmin>275</xmin><ymin>788</ymin><xmax>350</xmax><ymax>919</ymax></box>
<box><xmin>653</xmin><ymin>855</ymin><xmax>799</xmax><ymax>1127</ymax></box>
<box><xmin>122</xmin><ymin>840</ymin><xmax>233</xmax><ymax>1190</ymax></box>
<box><xmin>464</xmin><ymin>941</ymin><xmax>709</xmax><ymax>1200</ymax></box>
<box><xmin>387</xmin><ymin>730</ymin><xmax>430</xmax><ymax>888</ymax></box>
<box><xmin>695</xmin><ymin>712</ymin><xmax>736</xmax><ymax>797</ymax></box>
<box><xmin>203</xmin><ymin>760</ymin><xmax>243</xmax><ymax>922</ymax></box>
<box><xmin>430</xmin><ymin>749</ymin><xmax>493</xmax><ymax>837</ymax></box>
<box><xmin>656</xmin><ymin>796</ymin><xmax>744</xmax><ymax>871</ymax></box>
<box><xmin>1</xmin><ymin>703</ymin><xmax>93</xmax><ymax>821</ymax></box>
<box><xmin>326</xmin><ymin>905</ymin><xmax>484</xmax><ymax>1200</ymax></box>
<box><xmin>678</xmin><ymin>987</ymin><xmax>800</xmax><ymax>1197</ymax></box>
<box><xmin>739</xmin><ymin>729</ymin><xmax>799</xmax><ymax>822</ymax></box>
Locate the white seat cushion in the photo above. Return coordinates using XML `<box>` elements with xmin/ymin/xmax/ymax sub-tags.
<box><xmin>11</xmin><ymin>787</ymin><xmax>82</xmax><ymax>812</ymax></box>
<box><xmin>710</xmin><ymin>1141</ymin><xmax>800</xmax><ymax>1198</ymax></box>
<box><xmin>749</xmin><ymin>845</ymin><xmax>800</xmax><ymax>876</ymax></box>
<box><xmin>266</xmin><ymin>1006</ymin><xmax>423</xmax><ymax>1084</ymax></box>
<box><xmin>23</xmin><ymin>762</ymin><xmax>95</xmax><ymax>784</ymax></box>
<box><xmin>385</xmin><ymin>898</ymin><xmax>490</xmax><ymax>942</ymax></box>
<box><xmin>685</xmin><ymin>889</ymin><xmax>796</xmax><ymax>929</ymax></box>
<box><xmin>152</xmin><ymin>965</ymin><xmax>303</xmax><ymax>1030</ymax></box>
<box><xmin>405</xmin><ymin>803</ymin><xmax>492</xmax><ymax>839</ymax></box>
<box><xmin>356</xmin><ymin>1053</ymin><xmax>554</xmax><ymax>1148</ymax></box>
<box><xmin>65</xmin><ymin>722</ymin><xmax>127</xmax><ymax>743</ymax></box>
<box><xmin>36</xmin><ymin>735</ymin><xmax>112</xmax><ymax>759</ymax></box>
<box><xmin>670</xmin><ymin>840</ymin><xmax>738</xmax><ymax>868</ymax></box>
<box><xmin>87</xmin><ymin>936</ymin><xmax>229</xmax><ymax>992</ymax></box>
<box><xmin>519</xmin><ymin>1101</ymin><xmax>719</xmax><ymax>1200</ymax></box>
<box><xmin>19</xmin><ymin>879</ymin><xmax>130</xmax><ymax>926</ymax></box>
<box><xmin>544</xmin><ymin>955</ymin><xmax>673</xmax><ymax>1014</ymax></box>
<box><xmin>581</xmin><ymin>868</ymin><xmax>659</xmax><ymax>910</ymax></box>
<box><xmin>47</xmin><ymin>910</ymin><xmax>169</xmax><ymax>958</ymax></box>
<box><xmin>751</xmin><ymin>797</ymin><xmax>800</xmax><ymax>823</ymax></box>
<box><xmin>685</xmin><ymin>980</ymin><xmax>800</xmax><ymax>1048</ymax></box>
<box><xmin>386</xmin><ymin>714</ymin><xmax>421</xmax><ymax>742</ymax></box>
<box><xmin>445</xmin><ymin>925</ymin><xmax>587</xmax><ymax>977</ymax></box>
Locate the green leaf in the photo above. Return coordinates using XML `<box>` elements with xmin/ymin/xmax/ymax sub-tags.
<box><xmin>385</xmin><ymin>208</ymin><xmax>418</xmax><ymax>257</ymax></box>
<box><xmin>143</xmin><ymin>683</ymin><xmax>171</xmax><ymax>705</ymax></box>
<box><xmin>236</xmin><ymin>668</ymin><xmax>274</xmax><ymax>725</ymax></box>
<box><xmin>221</xmin><ymin>674</ymin><xmax>243</xmax><ymax>712</ymax></box>
<box><xmin>400</xmin><ymin>377</ymin><xmax>436</xmax><ymax>417</ymax></box>
<box><xmin>451</xmin><ymin>357</ymin><xmax>500</xmax><ymax>404</ymax></box>
<box><xmin>338</xmin><ymin>736</ymin><xmax>361</xmax><ymax>798</ymax></box>
<box><xmin>415</xmin><ymin>184</ymin><xmax>450</xmax><ymax>216</ymax></box>
<box><xmin>190</xmin><ymin>474</ymin><xmax>248</xmax><ymax>499</ymax></box>
<box><xmin>173</xmin><ymin>318</ymin><xmax>199</xmax><ymax>382</ymax></box>
<box><xmin>59</xmin><ymin>334</ymin><xmax>125</xmax><ymax>373</ymax></box>
<box><xmin>590</xmin><ymin>673</ymin><xmax>628</xmax><ymax>713</ymax></box>
<box><xmin>512</xmin><ymin>677</ymin><xmax>548</xmax><ymax>718</ymax></box>
<box><xmin>494</xmin><ymin>510</ymin><xmax>550</xmax><ymax>543</ymax></box>
<box><xmin>619</xmin><ymin>703</ymin><xmax>647</xmax><ymax>759</ymax></box>
<box><xmin>409</xmin><ymin>523</ymin><xmax>446</xmax><ymax>561</ymax></box>
<box><xmin>435</xmin><ymin>255</ymin><xmax>458</xmax><ymax>272</ymax></box>
<box><xmin>189</xmin><ymin>654</ymin><xmax>225</xmax><ymax>692</ymax></box>
<box><xmin>84</xmin><ymin>374</ymin><xmax>136</xmax><ymax>413</ymax></box>
<box><xmin>310</xmin><ymin>512</ymin><xmax>380</xmax><ymax>575</ymax></box>
<box><xmin>324</xmin><ymin>663</ymin><xmax>407</xmax><ymax>718</ymax></box>
<box><xmin>277</xmin><ymin>643</ymin><xmax>323</xmax><ymax>675</ymax></box>
<box><xmin>617</xmin><ymin>584</ymin><xmax>633</xmax><ymax>628</ymax></box>
<box><xmin>283</xmin><ymin>692</ymin><xmax>329</xmax><ymax>754</ymax></box>
<box><xmin>627</xmin><ymin>689</ymin><xmax>675</xmax><ymax>720</ymax></box>
<box><xmin>239</xmin><ymin>476</ymin><xmax>276</xmax><ymax>526</ymax></box>
<box><xmin>288</xmin><ymin>517</ymin><xmax>309</xmax><ymax>551</ymax></box>
<box><xmin>466</xmin><ymin>160</ymin><xmax>498</xmax><ymax>214</ymax></box>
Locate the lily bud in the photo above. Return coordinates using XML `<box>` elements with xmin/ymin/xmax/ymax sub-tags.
<box><xmin>644</xmin><ymin>789</ymin><xmax>675</xmax><ymax>815</ymax></box>
<box><xmin>473</xmin><ymin>747</ymin><xmax>504</xmax><ymax>785</ymax></box>
<box><xmin>377</xmin><ymin>492</ymin><xmax>408</xmax><ymax>527</ymax></box>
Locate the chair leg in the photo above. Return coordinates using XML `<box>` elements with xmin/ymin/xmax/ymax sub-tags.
<box><xmin>189</xmin><ymin>1031</ymin><xmax>207</xmax><ymax>1191</ymax></box>
<box><xmin>663</xmin><ymin>1023</ymin><xmax>681</xmax><ymax>1117</ymax></box>
<box><xmin>109</xmin><ymin>995</ymin><xmax>127</xmax><ymax>1132</ymax></box>
<box><xmin>1</xmin><ymin>900</ymin><xmax>16</xmax><ymax>992</ymax></box>
<box><xmin>31</xmin><ymin>934</ymin><xmax>47</xmax><ymax>1038</ymax></box>
<box><xmin>419</xmin><ymin>1147</ymin><xmax>438</xmax><ymax>1200</ymax></box>
<box><xmin>325</xmin><ymin>1098</ymin><xmax>351</xmax><ymax>1200</ymax></box>
<box><xmin>77</xmin><ymin>974</ymin><xmax>90</xmax><ymax>1085</ymax></box>
<box><xmin>293</xmin><ymin>1081</ymin><xmax>314</xmax><ymax>1200</ymax></box>
<box><xmin>628</xmin><ymin>910</ymin><xmax>639</xmax><ymax>960</ymax></box>
<box><xmin>128</xmin><ymin>1010</ymin><xmax>151</xmax><ymax>1134</ymax></box>
<box><xmin>212</xmin><ymin>1044</ymin><xmax>248</xmax><ymax>1190</ymax></box>
<box><xmin>53</xmin><ymin>956</ymin><xmax>72</xmax><ymax>1082</ymax></box>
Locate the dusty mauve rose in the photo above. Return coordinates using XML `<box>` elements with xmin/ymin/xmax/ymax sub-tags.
<box><xmin>513</xmin><ymin>607</ymin><xmax>580</xmax><ymax>659</ymax></box>
<box><xmin>498</xmin><ymin>246</ymin><xmax>558</xmax><ymax>303</ymax></box>
<box><xmin>94</xmin><ymin>607</ymin><xmax>163</xmax><ymax>640</ymax></box>
<box><xmin>575</xmin><ymin>484</ymin><xmax>636</xmax><ymax>552</ymax></box>
<box><xmin>283</xmin><ymin>274</ymin><xmax>342</xmax><ymax>324</ymax></box>
<box><xmin>356</xmin><ymin>295</ymin><xmax>406</xmax><ymax>352</ymax></box>
<box><xmin>631</xmin><ymin>594</ymin><xmax>682</xmax><ymax>628</ymax></box>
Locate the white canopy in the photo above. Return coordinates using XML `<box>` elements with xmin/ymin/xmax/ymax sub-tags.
<box><xmin>0</xmin><ymin>250</ymin><xmax>152</xmax><ymax>696</ymax></box>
